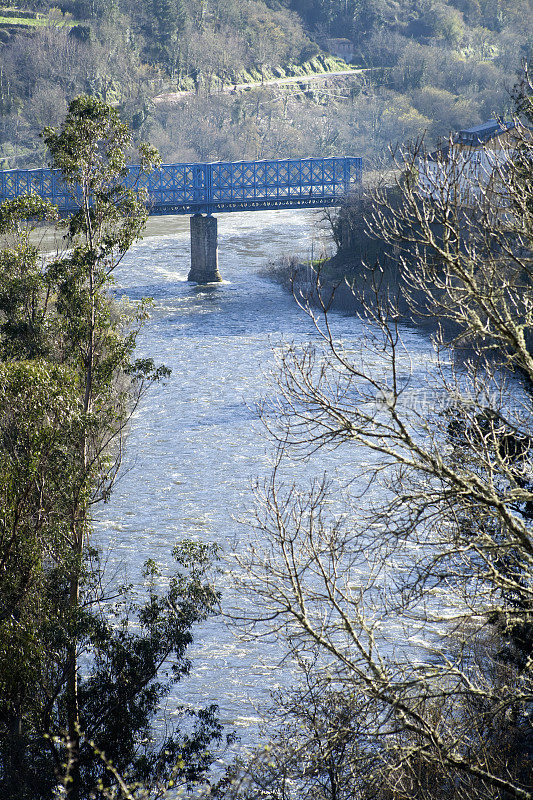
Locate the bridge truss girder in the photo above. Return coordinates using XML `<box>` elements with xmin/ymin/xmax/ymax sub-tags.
<box><xmin>0</xmin><ymin>157</ymin><xmax>362</xmax><ymax>216</ymax></box>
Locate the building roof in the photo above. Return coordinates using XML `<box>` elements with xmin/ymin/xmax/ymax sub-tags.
<box><xmin>425</xmin><ymin>119</ymin><xmax>517</xmax><ymax>161</ymax></box>
<box><xmin>454</xmin><ymin>119</ymin><xmax>516</xmax><ymax>146</ymax></box>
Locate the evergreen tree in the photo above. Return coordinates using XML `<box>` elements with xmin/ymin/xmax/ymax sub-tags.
<box><xmin>147</xmin><ymin>0</ymin><xmax>188</xmax><ymax>75</ymax></box>
<box><xmin>0</xmin><ymin>96</ymin><xmax>225</xmax><ymax>800</ymax></box>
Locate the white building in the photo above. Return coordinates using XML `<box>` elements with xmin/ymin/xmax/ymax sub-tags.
<box><xmin>418</xmin><ymin>120</ymin><xmax>519</xmax><ymax>207</ymax></box>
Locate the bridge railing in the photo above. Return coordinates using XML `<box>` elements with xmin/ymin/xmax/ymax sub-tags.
<box><xmin>0</xmin><ymin>157</ymin><xmax>362</xmax><ymax>215</ymax></box>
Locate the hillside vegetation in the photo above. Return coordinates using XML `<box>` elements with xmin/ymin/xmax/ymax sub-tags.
<box><xmin>0</xmin><ymin>0</ymin><xmax>531</xmax><ymax>168</ymax></box>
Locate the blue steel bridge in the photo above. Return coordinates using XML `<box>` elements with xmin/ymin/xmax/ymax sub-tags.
<box><xmin>0</xmin><ymin>156</ymin><xmax>362</xmax><ymax>215</ymax></box>
<box><xmin>0</xmin><ymin>156</ymin><xmax>362</xmax><ymax>281</ymax></box>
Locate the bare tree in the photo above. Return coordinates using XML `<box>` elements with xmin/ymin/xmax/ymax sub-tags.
<box><xmin>223</xmin><ymin>74</ymin><xmax>533</xmax><ymax>799</ymax></box>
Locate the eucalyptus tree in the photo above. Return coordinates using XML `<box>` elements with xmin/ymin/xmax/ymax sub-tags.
<box><xmin>40</xmin><ymin>96</ymin><xmax>163</xmax><ymax>797</ymax></box>
<box><xmin>0</xmin><ymin>96</ymin><xmax>225</xmax><ymax>800</ymax></box>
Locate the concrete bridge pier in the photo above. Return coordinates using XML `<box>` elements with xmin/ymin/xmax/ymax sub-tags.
<box><xmin>188</xmin><ymin>214</ymin><xmax>221</xmax><ymax>283</ymax></box>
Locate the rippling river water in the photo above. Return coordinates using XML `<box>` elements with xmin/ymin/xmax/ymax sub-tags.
<box><xmin>94</xmin><ymin>209</ymin><xmax>438</xmax><ymax>748</ymax></box>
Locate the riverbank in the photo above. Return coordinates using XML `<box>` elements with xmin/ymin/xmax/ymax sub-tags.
<box><xmin>262</xmin><ymin>250</ymin><xmax>463</xmax><ymax>343</ymax></box>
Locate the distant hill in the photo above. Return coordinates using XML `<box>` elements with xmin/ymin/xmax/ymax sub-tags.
<box><xmin>0</xmin><ymin>0</ymin><xmax>530</xmax><ymax>169</ymax></box>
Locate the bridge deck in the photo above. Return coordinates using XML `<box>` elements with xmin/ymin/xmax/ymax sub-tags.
<box><xmin>0</xmin><ymin>157</ymin><xmax>362</xmax><ymax>215</ymax></box>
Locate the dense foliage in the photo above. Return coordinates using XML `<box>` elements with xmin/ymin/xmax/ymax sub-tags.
<box><xmin>0</xmin><ymin>96</ymin><xmax>224</xmax><ymax>799</ymax></box>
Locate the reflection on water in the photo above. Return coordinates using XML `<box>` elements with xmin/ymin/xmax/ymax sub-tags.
<box><xmin>94</xmin><ymin>209</ymin><xmax>436</xmax><ymax>742</ymax></box>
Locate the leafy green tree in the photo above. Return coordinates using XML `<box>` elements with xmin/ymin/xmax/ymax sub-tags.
<box><xmin>75</xmin><ymin>544</ymin><xmax>224</xmax><ymax>796</ymax></box>
<box><xmin>0</xmin><ymin>196</ymin><xmax>58</xmax><ymax>359</ymax></box>
<box><xmin>0</xmin><ymin>96</ymin><xmax>225</xmax><ymax>800</ymax></box>
<box><xmin>144</xmin><ymin>0</ymin><xmax>188</xmax><ymax>75</ymax></box>
<box><xmin>42</xmin><ymin>97</ymin><xmax>162</xmax><ymax>797</ymax></box>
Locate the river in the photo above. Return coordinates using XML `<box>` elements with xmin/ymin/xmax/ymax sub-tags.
<box><xmin>94</xmin><ymin>209</ymin><xmax>438</xmax><ymax>753</ymax></box>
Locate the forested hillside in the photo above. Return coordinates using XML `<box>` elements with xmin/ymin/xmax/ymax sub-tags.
<box><xmin>0</xmin><ymin>0</ymin><xmax>531</xmax><ymax>168</ymax></box>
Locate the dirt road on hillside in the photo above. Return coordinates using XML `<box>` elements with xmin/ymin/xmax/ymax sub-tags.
<box><xmin>154</xmin><ymin>67</ymin><xmax>369</xmax><ymax>105</ymax></box>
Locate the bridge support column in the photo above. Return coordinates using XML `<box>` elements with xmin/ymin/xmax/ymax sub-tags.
<box><xmin>188</xmin><ymin>214</ymin><xmax>221</xmax><ymax>283</ymax></box>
